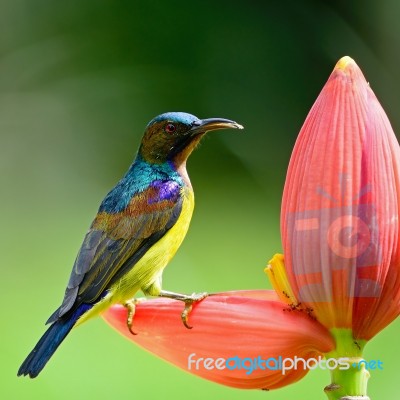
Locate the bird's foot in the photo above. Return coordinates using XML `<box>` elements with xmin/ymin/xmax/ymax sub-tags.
<box><xmin>181</xmin><ymin>292</ymin><xmax>208</xmax><ymax>329</ymax></box>
<box><xmin>123</xmin><ymin>298</ymin><xmax>144</xmax><ymax>335</ymax></box>
<box><xmin>157</xmin><ymin>290</ymin><xmax>208</xmax><ymax>329</ymax></box>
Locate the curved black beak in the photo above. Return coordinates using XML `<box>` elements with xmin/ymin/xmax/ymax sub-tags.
<box><xmin>190</xmin><ymin>118</ymin><xmax>243</xmax><ymax>135</ymax></box>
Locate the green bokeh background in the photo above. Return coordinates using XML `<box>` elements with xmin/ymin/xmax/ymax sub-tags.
<box><xmin>3</xmin><ymin>1</ymin><xmax>400</xmax><ymax>398</ymax></box>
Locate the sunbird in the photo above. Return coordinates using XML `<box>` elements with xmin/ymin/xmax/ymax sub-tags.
<box><xmin>18</xmin><ymin>112</ymin><xmax>243</xmax><ymax>378</ymax></box>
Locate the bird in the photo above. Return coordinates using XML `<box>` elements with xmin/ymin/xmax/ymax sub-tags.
<box><xmin>18</xmin><ymin>111</ymin><xmax>243</xmax><ymax>378</ymax></box>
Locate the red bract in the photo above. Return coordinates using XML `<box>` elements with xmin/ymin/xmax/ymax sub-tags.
<box><xmin>103</xmin><ymin>290</ymin><xmax>334</xmax><ymax>390</ymax></box>
<box><xmin>281</xmin><ymin>56</ymin><xmax>400</xmax><ymax>339</ymax></box>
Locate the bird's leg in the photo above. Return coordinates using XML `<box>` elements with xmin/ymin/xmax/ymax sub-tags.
<box><xmin>123</xmin><ymin>298</ymin><xmax>144</xmax><ymax>335</ymax></box>
<box><xmin>157</xmin><ymin>290</ymin><xmax>208</xmax><ymax>329</ymax></box>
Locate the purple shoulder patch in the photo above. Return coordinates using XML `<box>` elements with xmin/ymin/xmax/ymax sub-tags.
<box><xmin>148</xmin><ymin>180</ymin><xmax>181</xmax><ymax>204</ymax></box>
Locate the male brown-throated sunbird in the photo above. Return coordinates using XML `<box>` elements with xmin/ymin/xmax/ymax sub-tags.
<box><xmin>18</xmin><ymin>112</ymin><xmax>243</xmax><ymax>378</ymax></box>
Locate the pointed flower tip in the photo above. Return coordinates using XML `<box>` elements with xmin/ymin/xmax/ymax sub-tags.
<box><xmin>334</xmin><ymin>56</ymin><xmax>356</xmax><ymax>72</ymax></box>
<box><xmin>330</xmin><ymin>55</ymin><xmax>366</xmax><ymax>83</ymax></box>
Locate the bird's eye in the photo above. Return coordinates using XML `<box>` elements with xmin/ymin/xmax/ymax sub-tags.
<box><xmin>164</xmin><ymin>123</ymin><xmax>176</xmax><ymax>134</ymax></box>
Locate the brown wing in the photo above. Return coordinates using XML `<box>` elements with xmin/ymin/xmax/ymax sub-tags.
<box><xmin>47</xmin><ymin>182</ymin><xmax>183</xmax><ymax>323</ymax></box>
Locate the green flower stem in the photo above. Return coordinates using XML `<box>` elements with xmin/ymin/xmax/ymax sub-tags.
<box><xmin>324</xmin><ymin>329</ymin><xmax>370</xmax><ymax>400</ymax></box>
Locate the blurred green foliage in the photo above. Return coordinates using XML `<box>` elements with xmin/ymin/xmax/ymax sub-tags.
<box><xmin>2</xmin><ymin>0</ymin><xmax>400</xmax><ymax>398</ymax></box>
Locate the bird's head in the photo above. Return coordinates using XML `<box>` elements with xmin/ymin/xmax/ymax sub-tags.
<box><xmin>138</xmin><ymin>112</ymin><xmax>243</xmax><ymax>165</ymax></box>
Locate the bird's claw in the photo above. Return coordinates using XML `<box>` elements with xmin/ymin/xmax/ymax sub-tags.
<box><xmin>182</xmin><ymin>302</ymin><xmax>194</xmax><ymax>329</ymax></box>
<box><xmin>181</xmin><ymin>292</ymin><xmax>208</xmax><ymax>329</ymax></box>
<box><xmin>157</xmin><ymin>290</ymin><xmax>208</xmax><ymax>329</ymax></box>
<box><xmin>123</xmin><ymin>298</ymin><xmax>144</xmax><ymax>335</ymax></box>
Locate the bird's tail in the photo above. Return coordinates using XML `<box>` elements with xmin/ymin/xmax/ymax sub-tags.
<box><xmin>18</xmin><ymin>305</ymin><xmax>90</xmax><ymax>378</ymax></box>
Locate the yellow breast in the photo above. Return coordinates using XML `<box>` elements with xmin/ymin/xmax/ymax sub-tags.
<box><xmin>118</xmin><ymin>186</ymin><xmax>195</xmax><ymax>297</ymax></box>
